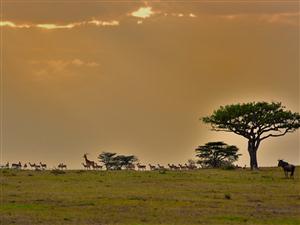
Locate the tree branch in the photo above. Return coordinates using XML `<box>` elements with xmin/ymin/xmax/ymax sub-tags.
<box><xmin>260</xmin><ymin>128</ymin><xmax>292</xmax><ymax>141</ymax></box>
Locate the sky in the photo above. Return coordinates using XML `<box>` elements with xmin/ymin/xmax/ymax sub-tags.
<box><xmin>1</xmin><ymin>0</ymin><xmax>299</xmax><ymax>169</ymax></box>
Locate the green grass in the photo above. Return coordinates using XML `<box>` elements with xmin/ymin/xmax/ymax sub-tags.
<box><xmin>0</xmin><ymin>167</ymin><xmax>299</xmax><ymax>225</ymax></box>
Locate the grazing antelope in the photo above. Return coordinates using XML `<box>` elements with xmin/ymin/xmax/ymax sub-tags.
<box><xmin>0</xmin><ymin>162</ymin><xmax>9</xmax><ymax>169</ymax></box>
<box><xmin>167</xmin><ymin>164</ymin><xmax>173</xmax><ymax>170</ymax></box>
<box><xmin>179</xmin><ymin>164</ymin><xmax>187</xmax><ymax>170</ymax></box>
<box><xmin>23</xmin><ymin>163</ymin><xmax>28</xmax><ymax>170</ymax></box>
<box><xmin>58</xmin><ymin>163</ymin><xmax>67</xmax><ymax>170</ymax></box>
<box><xmin>149</xmin><ymin>164</ymin><xmax>156</xmax><ymax>171</ymax></box>
<box><xmin>28</xmin><ymin>162</ymin><xmax>36</xmax><ymax>170</ymax></box>
<box><xmin>185</xmin><ymin>163</ymin><xmax>197</xmax><ymax>170</ymax></box>
<box><xmin>82</xmin><ymin>163</ymin><xmax>90</xmax><ymax>170</ymax></box>
<box><xmin>92</xmin><ymin>163</ymin><xmax>102</xmax><ymax>170</ymax></box>
<box><xmin>35</xmin><ymin>165</ymin><xmax>41</xmax><ymax>171</ymax></box>
<box><xmin>136</xmin><ymin>163</ymin><xmax>146</xmax><ymax>171</ymax></box>
<box><xmin>83</xmin><ymin>154</ymin><xmax>96</xmax><ymax>168</ymax></box>
<box><xmin>11</xmin><ymin>161</ymin><xmax>22</xmax><ymax>169</ymax></box>
<box><xmin>40</xmin><ymin>162</ymin><xmax>47</xmax><ymax>170</ymax></box>
<box><xmin>173</xmin><ymin>164</ymin><xmax>180</xmax><ymax>170</ymax></box>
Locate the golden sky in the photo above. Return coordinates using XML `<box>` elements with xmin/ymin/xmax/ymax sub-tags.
<box><xmin>1</xmin><ymin>0</ymin><xmax>299</xmax><ymax>168</ymax></box>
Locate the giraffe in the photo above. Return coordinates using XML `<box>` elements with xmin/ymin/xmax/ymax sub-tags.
<box><xmin>83</xmin><ymin>154</ymin><xmax>96</xmax><ymax>168</ymax></box>
<box><xmin>82</xmin><ymin>163</ymin><xmax>90</xmax><ymax>170</ymax></box>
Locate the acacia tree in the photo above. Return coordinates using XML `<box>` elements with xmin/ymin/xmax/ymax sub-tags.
<box><xmin>98</xmin><ymin>152</ymin><xmax>137</xmax><ymax>170</ymax></box>
<box><xmin>195</xmin><ymin>142</ymin><xmax>240</xmax><ymax>168</ymax></box>
<box><xmin>203</xmin><ymin>102</ymin><xmax>300</xmax><ymax>170</ymax></box>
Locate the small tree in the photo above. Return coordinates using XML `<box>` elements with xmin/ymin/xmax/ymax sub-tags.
<box><xmin>98</xmin><ymin>152</ymin><xmax>137</xmax><ymax>170</ymax></box>
<box><xmin>114</xmin><ymin>155</ymin><xmax>137</xmax><ymax>169</ymax></box>
<box><xmin>98</xmin><ymin>152</ymin><xmax>117</xmax><ymax>170</ymax></box>
<box><xmin>203</xmin><ymin>102</ymin><xmax>300</xmax><ymax>170</ymax></box>
<box><xmin>195</xmin><ymin>142</ymin><xmax>240</xmax><ymax>168</ymax></box>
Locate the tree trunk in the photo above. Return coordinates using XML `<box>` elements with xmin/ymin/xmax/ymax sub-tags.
<box><xmin>248</xmin><ymin>140</ymin><xmax>259</xmax><ymax>170</ymax></box>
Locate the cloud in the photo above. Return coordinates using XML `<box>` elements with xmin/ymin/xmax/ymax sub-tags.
<box><xmin>167</xmin><ymin>13</ymin><xmax>197</xmax><ymax>18</ymax></box>
<box><xmin>219</xmin><ymin>12</ymin><xmax>299</xmax><ymax>26</ymax></box>
<box><xmin>0</xmin><ymin>21</ymin><xmax>31</xmax><ymax>28</ymax></box>
<box><xmin>260</xmin><ymin>12</ymin><xmax>299</xmax><ymax>25</ymax></box>
<box><xmin>0</xmin><ymin>19</ymin><xmax>119</xmax><ymax>30</ymax></box>
<box><xmin>1</xmin><ymin>8</ymin><xmax>298</xmax><ymax>31</ymax></box>
<box><xmin>87</xmin><ymin>19</ymin><xmax>119</xmax><ymax>26</ymax></box>
<box><xmin>36</xmin><ymin>23</ymin><xmax>77</xmax><ymax>30</ymax></box>
<box><xmin>131</xmin><ymin>7</ymin><xmax>154</xmax><ymax>19</ymax></box>
<box><xmin>30</xmin><ymin>59</ymin><xmax>99</xmax><ymax>80</ymax></box>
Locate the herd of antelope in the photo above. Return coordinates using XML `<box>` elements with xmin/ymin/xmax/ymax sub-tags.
<box><xmin>0</xmin><ymin>153</ymin><xmax>200</xmax><ymax>171</ymax></box>
<box><xmin>0</xmin><ymin>161</ymin><xmax>67</xmax><ymax>171</ymax></box>
<box><xmin>80</xmin><ymin>154</ymin><xmax>199</xmax><ymax>171</ymax></box>
<box><xmin>0</xmin><ymin>160</ymin><xmax>198</xmax><ymax>172</ymax></box>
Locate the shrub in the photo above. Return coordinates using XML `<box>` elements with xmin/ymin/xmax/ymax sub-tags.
<box><xmin>51</xmin><ymin>169</ymin><xmax>66</xmax><ymax>175</ymax></box>
<box><xmin>224</xmin><ymin>193</ymin><xmax>231</xmax><ymax>200</ymax></box>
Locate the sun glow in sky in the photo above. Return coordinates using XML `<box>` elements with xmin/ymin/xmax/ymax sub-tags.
<box><xmin>1</xmin><ymin>1</ymin><xmax>299</xmax><ymax>168</ymax></box>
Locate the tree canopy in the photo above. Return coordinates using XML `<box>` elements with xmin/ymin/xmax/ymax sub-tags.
<box><xmin>195</xmin><ymin>142</ymin><xmax>240</xmax><ymax>168</ymax></box>
<box><xmin>202</xmin><ymin>102</ymin><xmax>300</xmax><ymax>169</ymax></box>
<box><xmin>98</xmin><ymin>152</ymin><xmax>137</xmax><ymax>170</ymax></box>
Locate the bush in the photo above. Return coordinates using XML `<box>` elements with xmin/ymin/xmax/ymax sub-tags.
<box><xmin>51</xmin><ymin>169</ymin><xmax>66</xmax><ymax>175</ymax></box>
<box><xmin>159</xmin><ymin>169</ymin><xmax>167</xmax><ymax>174</ymax></box>
<box><xmin>224</xmin><ymin>193</ymin><xmax>231</xmax><ymax>200</ymax></box>
<box><xmin>221</xmin><ymin>163</ymin><xmax>236</xmax><ymax>170</ymax></box>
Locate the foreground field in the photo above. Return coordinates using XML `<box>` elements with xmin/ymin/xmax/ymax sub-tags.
<box><xmin>1</xmin><ymin>167</ymin><xmax>299</xmax><ymax>225</ymax></box>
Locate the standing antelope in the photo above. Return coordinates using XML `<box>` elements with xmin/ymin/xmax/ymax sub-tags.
<box><xmin>58</xmin><ymin>163</ymin><xmax>67</xmax><ymax>170</ymax></box>
<box><xmin>0</xmin><ymin>162</ymin><xmax>9</xmax><ymax>169</ymax></box>
<box><xmin>173</xmin><ymin>164</ymin><xmax>180</xmax><ymax>170</ymax></box>
<box><xmin>95</xmin><ymin>164</ymin><xmax>103</xmax><ymax>170</ymax></box>
<box><xmin>11</xmin><ymin>162</ymin><xmax>22</xmax><ymax>169</ymax></box>
<box><xmin>157</xmin><ymin>164</ymin><xmax>165</xmax><ymax>169</ymax></box>
<box><xmin>23</xmin><ymin>163</ymin><xmax>28</xmax><ymax>170</ymax></box>
<box><xmin>179</xmin><ymin>164</ymin><xmax>187</xmax><ymax>170</ymax></box>
<box><xmin>35</xmin><ymin>164</ymin><xmax>41</xmax><ymax>171</ymax></box>
<box><xmin>149</xmin><ymin>164</ymin><xmax>156</xmax><ymax>171</ymax></box>
<box><xmin>168</xmin><ymin>164</ymin><xmax>175</xmax><ymax>170</ymax></box>
<box><xmin>92</xmin><ymin>163</ymin><xmax>102</xmax><ymax>170</ymax></box>
<box><xmin>185</xmin><ymin>163</ymin><xmax>197</xmax><ymax>170</ymax></box>
<box><xmin>136</xmin><ymin>163</ymin><xmax>146</xmax><ymax>171</ymax></box>
<box><xmin>28</xmin><ymin>162</ymin><xmax>36</xmax><ymax>170</ymax></box>
<box><xmin>40</xmin><ymin>162</ymin><xmax>47</xmax><ymax>170</ymax></box>
<box><xmin>125</xmin><ymin>164</ymin><xmax>135</xmax><ymax>170</ymax></box>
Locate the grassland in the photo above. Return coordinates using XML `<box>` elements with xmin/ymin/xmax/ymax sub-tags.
<box><xmin>0</xmin><ymin>167</ymin><xmax>299</xmax><ymax>225</ymax></box>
